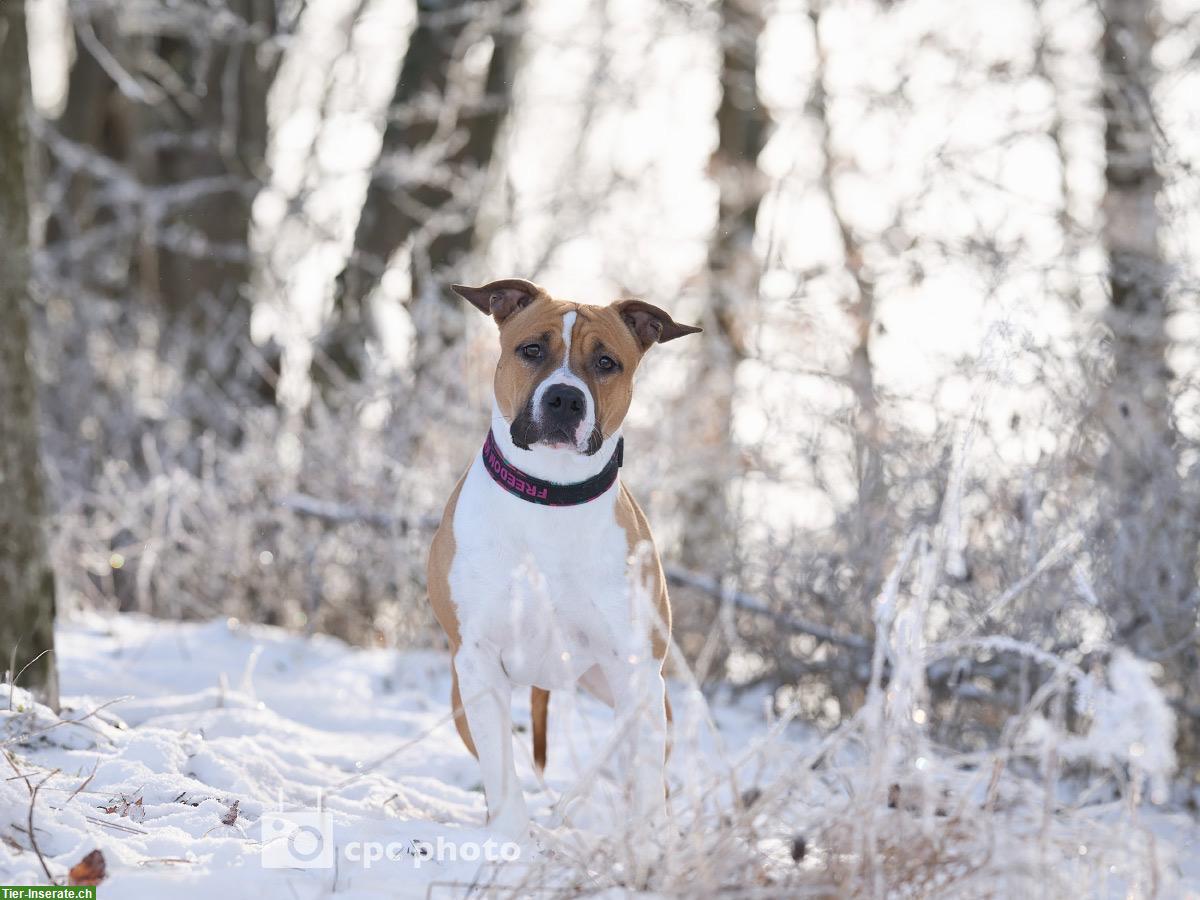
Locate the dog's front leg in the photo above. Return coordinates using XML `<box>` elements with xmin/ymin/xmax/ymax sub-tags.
<box><xmin>605</xmin><ymin>658</ymin><xmax>668</xmax><ymax>822</ymax></box>
<box><xmin>454</xmin><ymin>647</ymin><xmax>529</xmax><ymax>838</ymax></box>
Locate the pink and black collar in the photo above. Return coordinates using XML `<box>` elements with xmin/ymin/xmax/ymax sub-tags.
<box><xmin>481</xmin><ymin>430</ymin><xmax>623</xmax><ymax>506</ymax></box>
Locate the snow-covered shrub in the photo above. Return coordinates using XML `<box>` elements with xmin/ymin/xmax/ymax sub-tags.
<box><xmin>1056</xmin><ymin>650</ymin><xmax>1175</xmax><ymax>803</ymax></box>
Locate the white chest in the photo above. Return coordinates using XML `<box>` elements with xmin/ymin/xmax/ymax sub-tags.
<box><xmin>448</xmin><ymin>457</ymin><xmax>633</xmax><ymax>690</ymax></box>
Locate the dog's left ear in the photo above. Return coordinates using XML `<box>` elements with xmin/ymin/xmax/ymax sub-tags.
<box><xmin>452</xmin><ymin>278</ymin><xmax>543</xmax><ymax>325</ymax></box>
<box><xmin>613</xmin><ymin>299</ymin><xmax>702</xmax><ymax>350</ymax></box>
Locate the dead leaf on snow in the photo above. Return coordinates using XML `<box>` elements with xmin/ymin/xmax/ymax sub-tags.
<box><xmin>69</xmin><ymin>849</ymin><xmax>107</xmax><ymax>886</ymax></box>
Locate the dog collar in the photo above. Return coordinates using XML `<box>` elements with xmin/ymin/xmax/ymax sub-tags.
<box><xmin>481</xmin><ymin>430</ymin><xmax>623</xmax><ymax>506</ymax></box>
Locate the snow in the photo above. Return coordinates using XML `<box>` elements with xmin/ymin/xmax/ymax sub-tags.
<box><xmin>2</xmin><ymin>611</ymin><xmax>1198</xmax><ymax>898</ymax></box>
<box><xmin>0</xmin><ymin>612</ymin><xmax>771</xmax><ymax>897</ymax></box>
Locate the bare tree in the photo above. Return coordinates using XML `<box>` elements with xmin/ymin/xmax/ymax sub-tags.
<box><xmin>1</xmin><ymin>0</ymin><xmax>59</xmax><ymax>709</ymax></box>
<box><xmin>321</xmin><ymin>0</ymin><xmax>523</xmax><ymax>385</ymax></box>
<box><xmin>141</xmin><ymin>3</ymin><xmax>280</xmax><ymax>314</ymax></box>
<box><xmin>1095</xmin><ymin>0</ymin><xmax>1198</xmax><ymax>741</ymax></box>
<box><xmin>42</xmin><ymin>7</ymin><xmax>130</xmax><ymax>272</ymax></box>
<box><xmin>1099</xmin><ymin>0</ymin><xmax>1170</xmax><ymax>468</ymax></box>
<box><xmin>679</xmin><ymin>0</ymin><xmax>770</xmax><ymax>571</ymax></box>
<box><xmin>41</xmin><ymin>1</ymin><xmax>291</xmax><ymax>426</ymax></box>
<box><xmin>809</xmin><ymin>0</ymin><xmax>888</xmax><ymax>605</ymax></box>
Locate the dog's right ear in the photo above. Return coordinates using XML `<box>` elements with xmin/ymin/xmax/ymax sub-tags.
<box><xmin>451</xmin><ymin>278</ymin><xmax>543</xmax><ymax>326</ymax></box>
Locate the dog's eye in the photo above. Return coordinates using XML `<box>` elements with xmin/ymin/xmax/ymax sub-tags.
<box><xmin>519</xmin><ymin>344</ymin><xmax>543</xmax><ymax>360</ymax></box>
<box><xmin>596</xmin><ymin>355</ymin><xmax>618</xmax><ymax>372</ymax></box>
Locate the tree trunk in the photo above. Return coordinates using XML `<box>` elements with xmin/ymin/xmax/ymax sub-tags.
<box><xmin>0</xmin><ymin>0</ymin><xmax>60</xmax><ymax>710</ymax></box>
<box><xmin>140</xmin><ymin>1</ymin><xmax>280</xmax><ymax>411</ymax></box>
<box><xmin>42</xmin><ymin>8</ymin><xmax>133</xmax><ymax>278</ymax></box>
<box><xmin>145</xmin><ymin>3</ymin><xmax>274</xmax><ymax>311</ymax></box>
<box><xmin>43</xmin><ymin>2</ymin><xmax>283</xmax><ymax>423</ymax></box>
<box><xmin>320</xmin><ymin>0</ymin><xmax>523</xmax><ymax>387</ymax></box>
<box><xmin>1097</xmin><ymin>0</ymin><xmax>1198</xmax><ymax>733</ymax></box>
<box><xmin>1100</xmin><ymin>0</ymin><xmax>1169</xmax><ymax>463</ymax></box>
<box><xmin>810</xmin><ymin>0</ymin><xmax>887</xmax><ymax>604</ymax></box>
<box><xmin>678</xmin><ymin>0</ymin><xmax>769</xmax><ymax>570</ymax></box>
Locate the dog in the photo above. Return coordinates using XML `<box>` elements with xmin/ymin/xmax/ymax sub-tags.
<box><xmin>426</xmin><ymin>277</ymin><xmax>701</xmax><ymax>837</ymax></box>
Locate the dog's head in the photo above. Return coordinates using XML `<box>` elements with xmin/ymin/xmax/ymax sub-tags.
<box><xmin>453</xmin><ymin>278</ymin><xmax>701</xmax><ymax>455</ymax></box>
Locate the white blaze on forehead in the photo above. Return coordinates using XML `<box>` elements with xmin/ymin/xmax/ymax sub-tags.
<box><xmin>560</xmin><ymin>310</ymin><xmax>577</xmax><ymax>365</ymax></box>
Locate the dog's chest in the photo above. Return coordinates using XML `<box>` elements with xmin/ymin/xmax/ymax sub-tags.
<box><xmin>448</xmin><ymin>458</ymin><xmax>633</xmax><ymax>689</ymax></box>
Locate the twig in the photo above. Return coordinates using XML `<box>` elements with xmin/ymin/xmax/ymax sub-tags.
<box><xmin>9</xmin><ymin>648</ymin><xmax>55</xmax><ymax>702</ymax></box>
<box><xmin>7</xmin><ymin>640</ymin><xmax>19</xmax><ymax>711</ymax></box>
<box><xmin>0</xmin><ymin>696</ymin><xmax>131</xmax><ymax>748</ymax></box>
<box><xmin>11</xmin><ymin>760</ymin><xmax>61</xmax><ymax>885</ymax></box>
<box><xmin>65</xmin><ymin>759</ymin><xmax>100</xmax><ymax>805</ymax></box>
<box><xmin>964</xmin><ymin>534</ymin><xmax>1081</xmax><ymax>635</ymax></box>
<box><xmin>75</xmin><ymin>16</ymin><xmax>156</xmax><ymax>103</ymax></box>
<box><xmin>83</xmin><ymin>814</ymin><xmax>148</xmax><ymax>835</ymax></box>
<box><xmin>4</xmin><ymin>750</ymin><xmax>34</xmax><ymax>795</ymax></box>
<box><xmin>137</xmin><ymin>857</ymin><xmax>196</xmax><ymax>867</ymax></box>
<box><xmin>329</xmin><ymin>703</ymin><xmax>465</xmax><ymax>794</ymax></box>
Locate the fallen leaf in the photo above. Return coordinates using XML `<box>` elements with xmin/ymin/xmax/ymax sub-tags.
<box><xmin>99</xmin><ymin>792</ymin><xmax>147</xmax><ymax>822</ymax></box>
<box><xmin>69</xmin><ymin>849</ymin><xmax>106</xmax><ymax>886</ymax></box>
<box><xmin>221</xmin><ymin>800</ymin><xmax>240</xmax><ymax>826</ymax></box>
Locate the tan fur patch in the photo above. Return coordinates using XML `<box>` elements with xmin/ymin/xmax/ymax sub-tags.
<box><xmin>493</xmin><ymin>296</ymin><xmax>651</xmax><ymax>443</ymax></box>
<box><xmin>427</xmin><ymin>473</ymin><xmax>466</xmax><ymax>650</ymax></box>
<box><xmin>427</xmin><ymin>473</ymin><xmax>481</xmax><ymax>757</ymax></box>
<box><xmin>616</xmin><ymin>483</ymin><xmax>672</xmax><ymax>662</ymax></box>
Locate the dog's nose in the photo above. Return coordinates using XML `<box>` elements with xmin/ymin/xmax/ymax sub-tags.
<box><xmin>541</xmin><ymin>384</ymin><xmax>585</xmax><ymax>425</ymax></box>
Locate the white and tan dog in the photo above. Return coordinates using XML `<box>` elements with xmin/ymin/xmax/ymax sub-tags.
<box><xmin>427</xmin><ymin>277</ymin><xmax>701</xmax><ymax>837</ymax></box>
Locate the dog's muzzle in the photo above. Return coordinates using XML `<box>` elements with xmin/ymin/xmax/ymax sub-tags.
<box><xmin>539</xmin><ymin>384</ymin><xmax>586</xmax><ymax>441</ymax></box>
<box><xmin>510</xmin><ymin>380</ymin><xmax>602</xmax><ymax>455</ymax></box>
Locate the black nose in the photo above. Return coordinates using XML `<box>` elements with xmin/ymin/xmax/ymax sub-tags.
<box><xmin>541</xmin><ymin>383</ymin><xmax>585</xmax><ymax>425</ymax></box>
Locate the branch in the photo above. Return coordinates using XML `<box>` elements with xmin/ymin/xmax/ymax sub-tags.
<box><xmin>660</xmin><ymin>567</ymin><xmax>869</xmax><ymax>652</ymax></box>
<box><xmin>276</xmin><ymin>493</ymin><xmax>436</xmax><ymax>531</ymax></box>
<box><xmin>277</xmin><ymin>492</ymin><xmax>869</xmax><ymax>651</ymax></box>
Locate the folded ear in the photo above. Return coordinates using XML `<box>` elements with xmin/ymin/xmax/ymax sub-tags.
<box><xmin>613</xmin><ymin>299</ymin><xmax>703</xmax><ymax>350</ymax></box>
<box><xmin>451</xmin><ymin>278</ymin><xmax>543</xmax><ymax>325</ymax></box>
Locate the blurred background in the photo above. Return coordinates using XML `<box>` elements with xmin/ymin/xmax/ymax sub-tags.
<box><xmin>6</xmin><ymin>0</ymin><xmax>1200</xmax><ymax>765</ymax></box>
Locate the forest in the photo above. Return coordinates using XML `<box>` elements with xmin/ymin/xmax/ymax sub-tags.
<box><xmin>1</xmin><ymin>0</ymin><xmax>1199</xmax><ymax>895</ymax></box>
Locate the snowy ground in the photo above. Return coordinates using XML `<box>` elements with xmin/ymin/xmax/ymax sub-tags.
<box><xmin>0</xmin><ymin>612</ymin><xmax>777</xmax><ymax>897</ymax></box>
<box><xmin>2</xmin><ymin>612</ymin><xmax>1199</xmax><ymax>898</ymax></box>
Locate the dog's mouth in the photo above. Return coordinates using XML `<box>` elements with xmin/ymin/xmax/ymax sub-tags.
<box><xmin>510</xmin><ymin>403</ymin><xmax>603</xmax><ymax>456</ymax></box>
<box><xmin>539</xmin><ymin>425</ymin><xmax>578</xmax><ymax>449</ymax></box>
